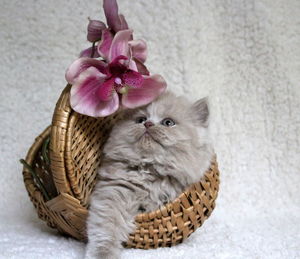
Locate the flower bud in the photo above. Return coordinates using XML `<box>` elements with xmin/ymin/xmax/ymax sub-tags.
<box><xmin>87</xmin><ymin>20</ymin><xmax>106</xmax><ymax>42</ymax></box>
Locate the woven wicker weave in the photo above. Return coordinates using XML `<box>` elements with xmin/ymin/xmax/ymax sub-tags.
<box><xmin>22</xmin><ymin>85</ymin><xmax>220</xmax><ymax>249</ymax></box>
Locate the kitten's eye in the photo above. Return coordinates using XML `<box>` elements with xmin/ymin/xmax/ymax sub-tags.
<box><xmin>135</xmin><ymin>116</ymin><xmax>147</xmax><ymax>124</ymax></box>
<box><xmin>161</xmin><ymin>118</ymin><xmax>176</xmax><ymax>127</ymax></box>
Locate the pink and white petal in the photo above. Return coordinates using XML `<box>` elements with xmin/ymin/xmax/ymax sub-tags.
<box><xmin>94</xmin><ymin>91</ymin><xmax>119</xmax><ymax>117</ymax></box>
<box><xmin>122</xmin><ymin>74</ymin><xmax>167</xmax><ymax>108</ymax></box>
<box><xmin>96</xmin><ymin>77</ymin><xmax>115</xmax><ymax>101</ymax></box>
<box><xmin>70</xmin><ymin>68</ymin><xmax>113</xmax><ymax>117</ymax></box>
<box><xmin>79</xmin><ymin>46</ymin><xmax>100</xmax><ymax>58</ymax></box>
<box><xmin>70</xmin><ymin>67</ymin><xmax>107</xmax><ymax>106</ymax></box>
<box><xmin>108</xmin><ymin>29</ymin><xmax>133</xmax><ymax>62</ymax></box>
<box><xmin>65</xmin><ymin>57</ymin><xmax>107</xmax><ymax>84</ymax></box>
<box><xmin>72</xmin><ymin>89</ymin><xmax>119</xmax><ymax>117</ymax></box>
<box><xmin>122</xmin><ymin>70</ymin><xmax>144</xmax><ymax>88</ymax></box>
<box><xmin>103</xmin><ymin>0</ymin><xmax>121</xmax><ymax>32</ymax></box>
<box><xmin>129</xmin><ymin>39</ymin><xmax>147</xmax><ymax>63</ymax></box>
<box><xmin>87</xmin><ymin>20</ymin><xmax>106</xmax><ymax>42</ymax></box>
<box><xmin>133</xmin><ymin>58</ymin><xmax>150</xmax><ymax>75</ymax></box>
<box><xmin>97</xmin><ymin>29</ymin><xmax>114</xmax><ymax>60</ymax></box>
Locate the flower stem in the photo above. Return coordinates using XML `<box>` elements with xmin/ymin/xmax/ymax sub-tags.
<box><xmin>90</xmin><ymin>42</ymin><xmax>96</xmax><ymax>58</ymax></box>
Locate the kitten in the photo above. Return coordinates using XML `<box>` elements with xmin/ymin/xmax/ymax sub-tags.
<box><xmin>85</xmin><ymin>92</ymin><xmax>213</xmax><ymax>259</ymax></box>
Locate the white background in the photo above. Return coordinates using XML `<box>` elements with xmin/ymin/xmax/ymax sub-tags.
<box><xmin>0</xmin><ymin>0</ymin><xmax>299</xmax><ymax>258</ymax></box>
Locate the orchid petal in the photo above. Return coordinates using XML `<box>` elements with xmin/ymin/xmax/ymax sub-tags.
<box><xmin>96</xmin><ymin>77</ymin><xmax>115</xmax><ymax>101</ymax></box>
<box><xmin>103</xmin><ymin>0</ymin><xmax>129</xmax><ymax>32</ymax></box>
<box><xmin>122</xmin><ymin>74</ymin><xmax>167</xmax><ymax>108</ymax></box>
<box><xmin>97</xmin><ymin>29</ymin><xmax>114</xmax><ymax>60</ymax></box>
<box><xmin>129</xmin><ymin>39</ymin><xmax>147</xmax><ymax>63</ymax></box>
<box><xmin>133</xmin><ymin>58</ymin><xmax>150</xmax><ymax>75</ymax></box>
<box><xmin>122</xmin><ymin>70</ymin><xmax>144</xmax><ymax>88</ymax></box>
<box><xmin>95</xmin><ymin>91</ymin><xmax>119</xmax><ymax>117</ymax></box>
<box><xmin>70</xmin><ymin>67</ymin><xmax>106</xmax><ymax>107</ymax></box>
<box><xmin>79</xmin><ymin>46</ymin><xmax>100</xmax><ymax>58</ymax></box>
<box><xmin>65</xmin><ymin>57</ymin><xmax>107</xmax><ymax>84</ymax></box>
<box><xmin>118</xmin><ymin>14</ymin><xmax>129</xmax><ymax>31</ymax></box>
<box><xmin>108</xmin><ymin>29</ymin><xmax>133</xmax><ymax>62</ymax></box>
<box><xmin>87</xmin><ymin>20</ymin><xmax>106</xmax><ymax>42</ymax></box>
<box><xmin>70</xmin><ymin>67</ymin><xmax>119</xmax><ymax>117</ymax></box>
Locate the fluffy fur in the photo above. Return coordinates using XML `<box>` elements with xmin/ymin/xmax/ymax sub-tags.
<box><xmin>85</xmin><ymin>92</ymin><xmax>213</xmax><ymax>259</ymax></box>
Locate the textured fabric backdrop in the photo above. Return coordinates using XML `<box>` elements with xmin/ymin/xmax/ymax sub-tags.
<box><xmin>0</xmin><ymin>0</ymin><xmax>299</xmax><ymax>258</ymax></box>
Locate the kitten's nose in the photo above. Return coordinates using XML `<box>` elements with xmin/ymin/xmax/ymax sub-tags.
<box><xmin>144</xmin><ymin>121</ymin><xmax>154</xmax><ymax>128</ymax></box>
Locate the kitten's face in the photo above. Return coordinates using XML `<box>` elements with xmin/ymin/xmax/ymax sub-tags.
<box><xmin>104</xmin><ymin>92</ymin><xmax>209</xmax><ymax>163</ymax></box>
<box><xmin>121</xmin><ymin>97</ymin><xmax>195</xmax><ymax>153</ymax></box>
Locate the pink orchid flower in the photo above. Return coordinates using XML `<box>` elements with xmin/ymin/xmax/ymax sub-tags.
<box><xmin>81</xmin><ymin>0</ymin><xmax>131</xmax><ymax>59</ymax></box>
<box><xmin>66</xmin><ymin>30</ymin><xmax>167</xmax><ymax>117</ymax></box>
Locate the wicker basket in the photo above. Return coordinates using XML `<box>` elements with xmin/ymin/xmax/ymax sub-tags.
<box><xmin>22</xmin><ymin>84</ymin><xmax>220</xmax><ymax>249</ymax></box>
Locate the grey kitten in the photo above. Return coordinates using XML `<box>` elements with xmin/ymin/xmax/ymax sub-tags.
<box><xmin>85</xmin><ymin>92</ymin><xmax>213</xmax><ymax>259</ymax></box>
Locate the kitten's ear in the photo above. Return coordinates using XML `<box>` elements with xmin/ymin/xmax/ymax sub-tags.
<box><xmin>190</xmin><ymin>97</ymin><xmax>209</xmax><ymax>127</ymax></box>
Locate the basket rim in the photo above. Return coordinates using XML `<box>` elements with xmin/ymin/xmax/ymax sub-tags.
<box><xmin>49</xmin><ymin>84</ymin><xmax>74</xmax><ymax>196</ymax></box>
<box><xmin>49</xmin><ymin>84</ymin><xmax>121</xmax><ymax>206</ymax></box>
